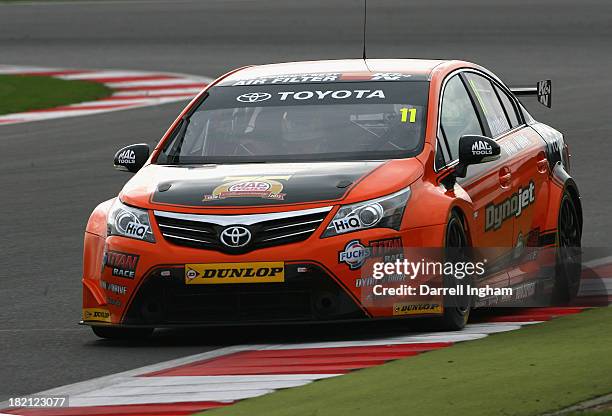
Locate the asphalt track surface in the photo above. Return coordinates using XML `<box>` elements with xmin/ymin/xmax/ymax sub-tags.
<box><xmin>0</xmin><ymin>0</ymin><xmax>611</xmax><ymax>401</ymax></box>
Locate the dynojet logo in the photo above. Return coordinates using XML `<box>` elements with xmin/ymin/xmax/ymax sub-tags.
<box><xmin>185</xmin><ymin>262</ymin><xmax>285</xmax><ymax>284</ymax></box>
<box><xmin>485</xmin><ymin>181</ymin><xmax>536</xmax><ymax>231</ymax></box>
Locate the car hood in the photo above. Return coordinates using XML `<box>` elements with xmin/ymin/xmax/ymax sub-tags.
<box><xmin>120</xmin><ymin>160</ymin><xmax>423</xmax><ymax>212</ymax></box>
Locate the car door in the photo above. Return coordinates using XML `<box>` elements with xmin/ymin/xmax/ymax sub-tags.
<box><xmin>462</xmin><ymin>72</ymin><xmax>550</xmax><ymax>290</ymax></box>
<box><xmin>438</xmin><ymin>73</ymin><xmax>516</xmax><ymax>256</ymax></box>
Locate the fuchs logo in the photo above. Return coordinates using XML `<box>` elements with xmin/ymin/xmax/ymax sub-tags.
<box><xmin>472</xmin><ymin>140</ymin><xmax>493</xmax><ymax>156</ymax></box>
<box><xmin>117</xmin><ymin>149</ymin><xmax>136</xmax><ymax>164</ymax></box>
<box><xmin>485</xmin><ymin>181</ymin><xmax>536</xmax><ymax>231</ymax></box>
<box><xmin>277</xmin><ymin>89</ymin><xmax>385</xmax><ymax>101</ymax></box>
<box><xmin>339</xmin><ymin>240</ymin><xmax>371</xmax><ymax>270</ymax></box>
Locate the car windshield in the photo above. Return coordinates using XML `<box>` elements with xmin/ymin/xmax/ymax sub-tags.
<box><xmin>156</xmin><ymin>81</ymin><xmax>429</xmax><ymax>164</ymax></box>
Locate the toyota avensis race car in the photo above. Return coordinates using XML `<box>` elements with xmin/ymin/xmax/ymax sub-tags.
<box><xmin>82</xmin><ymin>59</ymin><xmax>582</xmax><ymax>339</ymax></box>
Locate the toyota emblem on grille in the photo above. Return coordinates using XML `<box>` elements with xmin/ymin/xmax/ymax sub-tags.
<box><xmin>236</xmin><ymin>92</ymin><xmax>272</xmax><ymax>103</ymax></box>
<box><xmin>220</xmin><ymin>226</ymin><xmax>252</xmax><ymax>248</ymax></box>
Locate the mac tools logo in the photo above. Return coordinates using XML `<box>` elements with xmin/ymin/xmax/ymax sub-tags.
<box><xmin>472</xmin><ymin>140</ymin><xmax>493</xmax><ymax>156</ymax></box>
<box><xmin>117</xmin><ymin>149</ymin><xmax>136</xmax><ymax>164</ymax></box>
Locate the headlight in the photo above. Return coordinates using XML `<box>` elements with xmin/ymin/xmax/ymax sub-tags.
<box><xmin>322</xmin><ymin>187</ymin><xmax>411</xmax><ymax>238</ymax></box>
<box><xmin>107</xmin><ymin>199</ymin><xmax>155</xmax><ymax>243</ymax></box>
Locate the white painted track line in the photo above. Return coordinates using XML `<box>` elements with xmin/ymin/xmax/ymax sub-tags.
<box><xmin>69</xmin><ymin>390</ymin><xmax>272</xmax><ymax>406</ymax></box>
<box><xmin>112</xmin><ymin>88</ymin><xmax>204</xmax><ymax>96</ymax></box>
<box><xmin>0</xmin><ymin>65</ymin><xmax>212</xmax><ymax>126</ymax></box>
<box><xmin>0</xmin><ymin>321</ymin><xmax>545</xmax><ymax>412</ymax></box>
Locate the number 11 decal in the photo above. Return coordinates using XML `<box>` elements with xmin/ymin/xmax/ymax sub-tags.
<box><xmin>400</xmin><ymin>108</ymin><xmax>417</xmax><ymax>123</ymax></box>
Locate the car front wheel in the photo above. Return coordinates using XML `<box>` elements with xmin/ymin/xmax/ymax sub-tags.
<box><xmin>440</xmin><ymin>211</ymin><xmax>471</xmax><ymax>331</ymax></box>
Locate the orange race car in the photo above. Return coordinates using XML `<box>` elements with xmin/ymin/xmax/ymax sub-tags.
<box><xmin>81</xmin><ymin>59</ymin><xmax>582</xmax><ymax>339</ymax></box>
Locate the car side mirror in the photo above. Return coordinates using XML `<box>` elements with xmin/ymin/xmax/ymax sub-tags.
<box><xmin>455</xmin><ymin>135</ymin><xmax>501</xmax><ymax>178</ymax></box>
<box><xmin>113</xmin><ymin>143</ymin><xmax>150</xmax><ymax>173</ymax></box>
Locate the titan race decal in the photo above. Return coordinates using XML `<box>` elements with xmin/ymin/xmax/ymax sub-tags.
<box><xmin>369</xmin><ymin>237</ymin><xmax>403</xmax><ymax>262</ymax></box>
<box><xmin>103</xmin><ymin>251</ymin><xmax>139</xmax><ymax>279</ymax></box>
<box><xmin>355</xmin><ymin>238</ymin><xmax>405</xmax><ymax>287</ymax></box>
<box><xmin>485</xmin><ymin>181</ymin><xmax>535</xmax><ymax>231</ymax></box>
<box><xmin>152</xmin><ymin>162</ymin><xmax>383</xmax><ymax>207</ymax></box>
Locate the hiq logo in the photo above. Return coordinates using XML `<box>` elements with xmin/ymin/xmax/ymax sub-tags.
<box><xmin>333</xmin><ymin>216</ymin><xmax>362</xmax><ymax>233</ymax></box>
<box><xmin>125</xmin><ymin>221</ymin><xmax>149</xmax><ymax>239</ymax></box>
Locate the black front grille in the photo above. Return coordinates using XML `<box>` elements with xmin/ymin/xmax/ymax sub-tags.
<box><xmin>154</xmin><ymin>209</ymin><xmax>329</xmax><ymax>253</ymax></box>
<box><xmin>124</xmin><ymin>264</ymin><xmax>367</xmax><ymax>325</ymax></box>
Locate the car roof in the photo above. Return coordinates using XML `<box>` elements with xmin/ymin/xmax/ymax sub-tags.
<box><xmin>218</xmin><ymin>59</ymin><xmax>449</xmax><ymax>86</ymax></box>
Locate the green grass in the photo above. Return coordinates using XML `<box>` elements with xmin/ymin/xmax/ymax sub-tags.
<box><xmin>200</xmin><ymin>308</ymin><xmax>612</xmax><ymax>416</ymax></box>
<box><xmin>0</xmin><ymin>74</ymin><xmax>111</xmax><ymax>115</ymax></box>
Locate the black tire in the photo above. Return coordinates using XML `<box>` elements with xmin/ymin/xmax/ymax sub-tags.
<box><xmin>553</xmin><ymin>191</ymin><xmax>582</xmax><ymax>304</ymax></box>
<box><xmin>92</xmin><ymin>326</ymin><xmax>154</xmax><ymax>340</ymax></box>
<box><xmin>440</xmin><ymin>211</ymin><xmax>471</xmax><ymax>331</ymax></box>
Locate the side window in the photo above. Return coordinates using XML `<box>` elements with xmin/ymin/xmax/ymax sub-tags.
<box><xmin>440</xmin><ymin>75</ymin><xmax>483</xmax><ymax>161</ymax></box>
<box><xmin>465</xmin><ymin>73</ymin><xmax>511</xmax><ymax>137</ymax></box>
<box><xmin>494</xmin><ymin>84</ymin><xmax>520</xmax><ymax>128</ymax></box>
